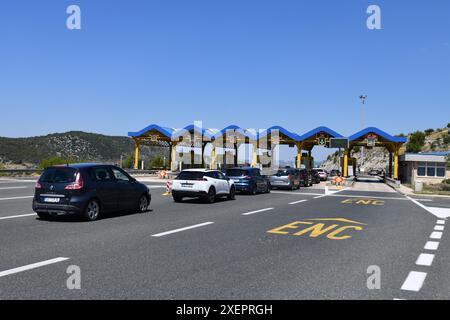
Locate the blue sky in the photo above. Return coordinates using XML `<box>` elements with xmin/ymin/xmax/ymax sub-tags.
<box><xmin>1</xmin><ymin>0</ymin><xmax>449</xmax><ymax>161</ymax></box>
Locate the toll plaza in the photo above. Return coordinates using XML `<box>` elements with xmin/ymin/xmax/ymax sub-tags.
<box><xmin>127</xmin><ymin>124</ymin><xmax>407</xmax><ymax>180</ymax></box>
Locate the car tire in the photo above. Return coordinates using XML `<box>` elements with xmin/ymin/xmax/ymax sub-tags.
<box><xmin>250</xmin><ymin>184</ymin><xmax>257</xmax><ymax>195</ymax></box>
<box><xmin>83</xmin><ymin>199</ymin><xmax>100</xmax><ymax>221</ymax></box>
<box><xmin>137</xmin><ymin>194</ymin><xmax>149</xmax><ymax>213</ymax></box>
<box><xmin>206</xmin><ymin>188</ymin><xmax>216</xmax><ymax>203</ymax></box>
<box><xmin>227</xmin><ymin>187</ymin><xmax>236</xmax><ymax>200</ymax></box>
<box><xmin>173</xmin><ymin>195</ymin><xmax>183</xmax><ymax>202</ymax></box>
<box><xmin>266</xmin><ymin>184</ymin><xmax>271</xmax><ymax>193</ymax></box>
<box><xmin>36</xmin><ymin>212</ymin><xmax>50</xmax><ymax>220</ymax></box>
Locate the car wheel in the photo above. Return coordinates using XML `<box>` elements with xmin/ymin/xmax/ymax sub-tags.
<box><xmin>227</xmin><ymin>187</ymin><xmax>236</xmax><ymax>200</ymax></box>
<box><xmin>266</xmin><ymin>184</ymin><xmax>271</xmax><ymax>193</ymax></box>
<box><xmin>36</xmin><ymin>212</ymin><xmax>50</xmax><ymax>220</ymax></box>
<box><xmin>137</xmin><ymin>194</ymin><xmax>149</xmax><ymax>213</ymax></box>
<box><xmin>206</xmin><ymin>188</ymin><xmax>216</xmax><ymax>203</ymax></box>
<box><xmin>83</xmin><ymin>199</ymin><xmax>100</xmax><ymax>221</ymax></box>
<box><xmin>251</xmin><ymin>184</ymin><xmax>257</xmax><ymax>195</ymax></box>
<box><xmin>173</xmin><ymin>195</ymin><xmax>183</xmax><ymax>202</ymax></box>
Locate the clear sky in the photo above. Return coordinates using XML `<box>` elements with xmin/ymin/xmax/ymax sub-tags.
<box><xmin>1</xmin><ymin>0</ymin><xmax>449</xmax><ymax>161</ymax></box>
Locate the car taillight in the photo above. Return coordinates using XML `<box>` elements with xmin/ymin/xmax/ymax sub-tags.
<box><xmin>35</xmin><ymin>181</ymin><xmax>42</xmax><ymax>189</ymax></box>
<box><xmin>288</xmin><ymin>174</ymin><xmax>293</xmax><ymax>180</ymax></box>
<box><xmin>243</xmin><ymin>176</ymin><xmax>252</xmax><ymax>180</ymax></box>
<box><xmin>65</xmin><ymin>172</ymin><xmax>84</xmax><ymax>190</ymax></box>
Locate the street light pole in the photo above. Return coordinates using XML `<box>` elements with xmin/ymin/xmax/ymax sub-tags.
<box><xmin>359</xmin><ymin>95</ymin><xmax>367</xmax><ymax>174</ymax></box>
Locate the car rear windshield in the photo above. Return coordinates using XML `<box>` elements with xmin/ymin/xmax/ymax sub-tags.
<box><xmin>40</xmin><ymin>167</ymin><xmax>78</xmax><ymax>183</ymax></box>
<box><xmin>274</xmin><ymin>170</ymin><xmax>291</xmax><ymax>176</ymax></box>
<box><xmin>226</xmin><ymin>169</ymin><xmax>249</xmax><ymax>176</ymax></box>
<box><xmin>176</xmin><ymin>171</ymin><xmax>205</xmax><ymax>180</ymax></box>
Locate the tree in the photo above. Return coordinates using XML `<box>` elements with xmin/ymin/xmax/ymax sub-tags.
<box><xmin>38</xmin><ymin>156</ymin><xmax>78</xmax><ymax>169</ymax></box>
<box><xmin>150</xmin><ymin>156</ymin><xmax>164</xmax><ymax>169</ymax></box>
<box><xmin>406</xmin><ymin>131</ymin><xmax>426</xmax><ymax>153</ymax></box>
<box><xmin>425</xmin><ymin>128</ymin><xmax>434</xmax><ymax>135</ymax></box>
<box><xmin>121</xmin><ymin>154</ymin><xmax>134</xmax><ymax>169</ymax></box>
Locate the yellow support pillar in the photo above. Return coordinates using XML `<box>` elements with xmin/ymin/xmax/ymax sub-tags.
<box><xmin>251</xmin><ymin>142</ymin><xmax>258</xmax><ymax>167</ymax></box>
<box><xmin>296</xmin><ymin>143</ymin><xmax>303</xmax><ymax>169</ymax></box>
<box><xmin>134</xmin><ymin>140</ymin><xmax>140</xmax><ymax>170</ymax></box>
<box><xmin>170</xmin><ymin>142</ymin><xmax>177</xmax><ymax>171</ymax></box>
<box><xmin>393</xmin><ymin>145</ymin><xmax>399</xmax><ymax>180</ymax></box>
<box><xmin>343</xmin><ymin>148</ymin><xmax>349</xmax><ymax>177</ymax></box>
<box><xmin>211</xmin><ymin>144</ymin><xmax>216</xmax><ymax>169</ymax></box>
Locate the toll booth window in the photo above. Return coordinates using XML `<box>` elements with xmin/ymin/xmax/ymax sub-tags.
<box><xmin>417</xmin><ymin>162</ymin><xmax>426</xmax><ymax>176</ymax></box>
<box><xmin>437</xmin><ymin>164</ymin><xmax>446</xmax><ymax>177</ymax></box>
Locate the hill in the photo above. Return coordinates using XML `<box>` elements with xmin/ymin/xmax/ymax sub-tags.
<box><xmin>0</xmin><ymin>131</ymin><xmax>167</xmax><ymax>169</ymax></box>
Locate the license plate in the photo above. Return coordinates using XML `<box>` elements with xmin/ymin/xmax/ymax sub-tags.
<box><xmin>44</xmin><ymin>197</ymin><xmax>60</xmax><ymax>203</ymax></box>
<box><xmin>181</xmin><ymin>183</ymin><xmax>193</xmax><ymax>188</ymax></box>
<box><xmin>233</xmin><ymin>179</ymin><xmax>239</xmax><ymax>182</ymax></box>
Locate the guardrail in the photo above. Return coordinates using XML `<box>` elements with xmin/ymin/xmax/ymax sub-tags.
<box><xmin>385</xmin><ymin>177</ymin><xmax>401</xmax><ymax>189</ymax></box>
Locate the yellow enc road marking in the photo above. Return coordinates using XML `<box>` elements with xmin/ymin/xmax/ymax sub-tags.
<box><xmin>341</xmin><ymin>198</ymin><xmax>385</xmax><ymax>206</ymax></box>
<box><xmin>267</xmin><ymin>218</ymin><xmax>366</xmax><ymax>240</ymax></box>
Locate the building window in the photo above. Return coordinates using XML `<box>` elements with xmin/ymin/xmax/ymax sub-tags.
<box><xmin>417</xmin><ymin>161</ymin><xmax>446</xmax><ymax>178</ymax></box>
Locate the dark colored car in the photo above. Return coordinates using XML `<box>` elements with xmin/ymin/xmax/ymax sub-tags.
<box><xmin>299</xmin><ymin>169</ymin><xmax>312</xmax><ymax>187</ymax></box>
<box><xmin>330</xmin><ymin>169</ymin><xmax>341</xmax><ymax>177</ymax></box>
<box><xmin>225</xmin><ymin>167</ymin><xmax>270</xmax><ymax>194</ymax></box>
<box><xmin>309</xmin><ymin>169</ymin><xmax>321</xmax><ymax>184</ymax></box>
<box><xmin>270</xmin><ymin>168</ymin><xmax>300</xmax><ymax>190</ymax></box>
<box><xmin>32</xmin><ymin>164</ymin><xmax>151</xmax><ymax>221</ymax></box>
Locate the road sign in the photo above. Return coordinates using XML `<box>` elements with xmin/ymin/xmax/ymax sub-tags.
<box><xmin>329</xmin><ymin>138</ymin><xmax>349</xmax><ymax>149</ymax></box>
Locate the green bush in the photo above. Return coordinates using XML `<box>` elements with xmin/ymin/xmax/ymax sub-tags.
<box><xmin>150</xmin><ymin>156</ymin><xmax>164</xmax><ymax>169</ymax></box>
<box><xmin>38</xmin><ymin>156</ymin><xmax>78</xmax><ymax>169</ymax></box>
<box><xmin>406</xmin><ymin>131</ymin><xmax>426</xmax><ymax>153</ymax></box>
<box><xmin>424</xmin><ymin>128</ymin><xmax>434</xmax><ymax>135</ymax></box>
<box><xmin>121</xmin><ymin>154</ymin><xmax>135</xmax><ymax>169</ymax></box>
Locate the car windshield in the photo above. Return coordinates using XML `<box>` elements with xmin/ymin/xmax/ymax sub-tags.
<box><xmin>274</xmin><ymin>170</ymin><xmax>290</xmax><ymax>176</ymax></box>
<box><xmin>40</xmin><ymin>167</ymin><xmax>78</xmax><ymax>183</ymax></box>
<box><xmin>176</xmin><ymin>171</ymin><xmax>205</xmax><ymax>180</ymax></box>
<box><xmin>226</xmin><ymin>169</ymin><xmax>249</xmax><ymax>176</ymax></box>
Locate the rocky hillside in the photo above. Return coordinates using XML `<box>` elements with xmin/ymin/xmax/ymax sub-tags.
<box><xmin>0</xmin><ymin>131</ymin><xmax>167</xmax><ymax>169</ymax></box>
<box><xmin>321</xmin><ymin>126</ymin><xmax>450</xmax><ymax>172</ymax></box>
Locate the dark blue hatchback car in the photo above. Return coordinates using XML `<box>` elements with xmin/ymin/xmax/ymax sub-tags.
<box><xmin>33</xmin><ymin>164</ymin><xmax>151</xmax><ymax>221</ymax></box>
<box><xmin>225</xmin><ymin>167</ymin><xmax>270</xmax><ymax>195</ymax></box>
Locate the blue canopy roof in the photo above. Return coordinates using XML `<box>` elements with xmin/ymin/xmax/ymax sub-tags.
<box><xmin>212</xmin><ymin>125</ymin><xmax>258</xmax><ymax>140</ymax></box>
<box><xmin>258</xmin><ymin>126</ymin><xmax>301</xmax><ymax>141</ymax></box>
<box><xmin>297</xmin><ymin>126</ymin><xmax>344</xmax><ymax>141</ymax></box>
<box><xmin>349</xmin><ymin>127</ymin><xmax>407</xmax><ymax>143</ymax></box>
<box><xmin>128</xmin><ymin>124</ymin><xmax>175</xmax><ymax>138</ymax></box>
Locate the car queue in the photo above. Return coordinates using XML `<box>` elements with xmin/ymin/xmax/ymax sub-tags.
<box><xmin>32</xmin><ymin>163</ymin><xmax>326</xmax><ymax>222</ymax></box>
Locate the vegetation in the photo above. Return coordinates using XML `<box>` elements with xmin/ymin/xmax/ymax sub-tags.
<box><xmin>406</xmin><ymin>131</ymin><xmax>426</xmax><ymax>153</ymax></box>
<box><xmin>38</xmin><ymin>156</ymin><xmax>79</xmax><ymax>169</ymax></box>
<box><xmin>121</xmin><ymin>154</ymin><xmax>135</xmax><ymax>169</ymax></box>
<box><xmin>150</xmin><ymin>156</ymin><xmax>164</xmax><ymax>169</ymax></box>
<box><xmin>424</xmin><ymin>128</ymin><xmax>434</xmax><ymax>135</ymax></box>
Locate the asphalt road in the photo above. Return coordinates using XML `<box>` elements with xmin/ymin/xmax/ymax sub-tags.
<box><xmin>1</xmin><ymin>177</ymin><xmax>450</xmax><ymax>299</ymax></box>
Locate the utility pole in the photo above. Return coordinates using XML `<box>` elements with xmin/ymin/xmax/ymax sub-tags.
<box><xmin>359</xmin><ymin>95</ymin><xmax>367</xmax><ymax>173</ymax></box>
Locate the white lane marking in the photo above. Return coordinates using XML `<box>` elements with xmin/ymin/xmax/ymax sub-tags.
<box><xmin>404</xmin><ymin>194</ymin><xmax>450</xmax><ymax>218</ymax></box>
<box><xmin>424</xmin><ymin>241</ymin><xmax>440</xmax><ymax>250</ymax></box>
<box><xmin>434</xmin><ymin>225</ymin><xmax>445</xmax><ymax>231</ymax></box>
<box><xmin>437</xmin><ymin>220</ymin><xmax>446</xmax><ymax>225</ymax></box>
<box><xmin>401</xmin><ymin>271</ymin><xmax>427</xmax><ymax>292</ymax></box>
<box><xmin>0</xmin><ymin>257</ymin><xmax>69</xmax><ymax>278</ymax></box>
<box><xmin>289</xmin><ymin>200</ymin><xmax>308</xmax><ymax>205</ymax></box>
<box><xmin>271</xmin><ymin>191</ymin><xmax>431</xmax><ymax>201</ymax></box>
<box><xmin>416</xmin><ymin>253</ymin><xmax>435</xmax><ymax>266</ymax></box>
<box><xmin>0</xmin><ymin>213</ymin><xmax>37</xmax><ymax>220</ymax></box>
<box><xmin>151</xmin><ymin>222</ymin><xmax>214</xmax><ymax>237</ymax></box>
<box><xmin>430</xmin><ymin>231</ymin><xmax>443</xmax><ymax>240</ymax></box>
<box><xmin>241</xmin><ymin>208</ymin><xmax>274</xmax><ymax>216</ymax></box>
<box><xmin>0</xmin><ymin>186</ymin><xmax>28</xmax><ymax>190</ymax></box>
<box><xmin>0</xmin><ymin>196</ymin><xmax>34</xmax><ymax>201</ymax></box>
<box><xmin>146</xmin><ymin>185</ymin><xmax>165</xmax><ymax>189</ymax></box>
<box><xmin>0</xmin><ymin>179</ymin><xmax>37</xmax><ymax>183</ymax></box>
<box><xmin>314</xmin><ymin>195</ymin><xmax>326</xmax><ymax>199</ymax></box>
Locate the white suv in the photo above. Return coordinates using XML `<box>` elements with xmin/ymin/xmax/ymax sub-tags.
<box><xmin>171</xmin><ymin>169</ymin><xmax>236</xmax><ymax>203</ymax></box>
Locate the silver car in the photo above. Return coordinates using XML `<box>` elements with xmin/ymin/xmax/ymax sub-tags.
<box><xmin>270</xmin><ymin>168</ymin><xmax>301</xmax><ymax>190</ymax></box>
<box><xmin>314</xmin><ymin>168</ymin><xmax>328</xmax><ymax>181</ymax></box>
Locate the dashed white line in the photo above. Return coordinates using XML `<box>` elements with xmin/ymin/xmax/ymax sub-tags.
<box><xmin>0</xmin><ymin>213</ymin><xmax>37</xmax><ymax>220</ymax></box>
<box><xmin>151</xmin><ymin>222</ymin><xmax>214</xmax><ymax>237</ymax></box>
<box><xmin>434</xmin><ymin>225</ymin><xmax>445</xmax><ymax>231</ymax></box>
<box><xmin>430</xmin><ymin>231</ymin><xmax>443</xmax><ymax>240</ymax></box>
<box><xmin>436</xmin><ymin>220</ymin><xmax>446</xmax><ymax>225</ymax></box>
<box><xmin>241</xmin><ymin>207</ymin><xmax>274</xmax><ymax>216</ymax></box>
<box><xmin>289</xmin><ymin>200</ymin><xmax>308</xmax><ymax>205</ymax></box>
<box><xmin>0</xmin><ymin>196</ymin><xmax>34</xmax><ymax>201</ymax></box>
<box><xmin>0</xmin><ymin>257</ymin><xmax>69</xmax><ymax>278</ymax></box>
<box><xmin>424</xmin><ymin>241</ymin><xmax>440</xmax><ymax>251</ymax></box>
<box><xmin>401</xmin><ymin>271</ymin><xmax>427</xmax><ymax>292</ymax></box>
<box><xmin>416</xmin><ymin>253</ymin><xmax>435</xmax><ymax>267</ymax></box>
